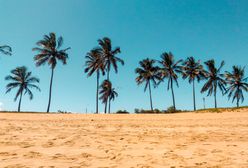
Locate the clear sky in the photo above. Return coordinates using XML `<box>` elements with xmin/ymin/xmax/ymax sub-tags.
<box><xmin>1</xmin><ymin>0</ymin><xmax>248</xmax><ymax>113</ymax></box>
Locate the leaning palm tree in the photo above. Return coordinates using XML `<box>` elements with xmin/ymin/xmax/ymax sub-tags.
<box><xmin>84</xmin><ymin>48</ymin><xmax>105</xmax><ymax>114</ymax></box>
<box><xmin>5</xmin><ymin>66</ymin><xmax>40</xmax><ymax>112</ymax></box>
<box><xmin>201</xmin><ymin>60</ymin><xmax>226</xmax><ymax>108</ymax></box>
<box><xmin>158</xmin><ymin>52</ymin><xmax>182</xmax><ymax>111</ymax></box>
<box><xmin>98</xmin><ymin>37</ymin><xmax>124</xmax><ymax>80</ymax></box>
<box><xmin>135</xmin><ymin>58</ymin><xmax>160</xmax><ymax>111</ymax></box>
<box><xmin>33</xmin><ymin>32</ymin><xmax>70</xmax><ymax>113</ymax></box>
<box><xmin>225</xmin><ymin>66</ymin><xmax>248</xmax><ymax>108</ymax></box>
<box><xmin>182</xmin><ymin>57</ymin><xmax>206</xmax><ymax>111</ymax></box>
<box><xmin>99</xmin><ymin>80</ymin><xmax>118</xmax><ymax>113</ymax></box>
<box><xmin>0</xmin><ymin>45</ymin><xmax>12</xmax><ymax>56</ymax></box>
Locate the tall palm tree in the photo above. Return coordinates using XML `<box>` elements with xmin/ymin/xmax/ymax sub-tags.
<box><xmin>98</xmin><ymin>37</ymin><xmax>124</xmax><ymax>112</ymax></box>
<box><xmin>135</xmin><ymin>58</ymin><xmax>160</xmax><ymax>111</ymax></box>
<box><xmin>98</xmin><ymin>37</ymin><xmax>124</xmax><ymax>80</ymax></box>
<box><xmin>225</xmin><ymin>66</ymin><xmax>248</xmax><ymax>108</ymax></box>
<box><xmin>0</xmin><ymin>45</ymin><xmax>12</xmax><ymax>56</ymax></box>
<box><xmin>84</xmin><ymin>48</ymin><xmax>105</xmax><ymax>114</ymax></box>
<box><xmin>5</xmin><ymin>66</ymin><xmax>40</xmax><ymax>112</ymax></box>
<box><xmin>201</xmin><ymin>60</ymin><xmax>226</xmax><ymax>108</ymax></box>
<box><xmin>99</xmin><ymin>80</ymin><xmax>118</xmax><ymax>113</ymax></box>
<box><xmin>158</xmin><ymin>52</ymin><xmax>182</xmax><ymax>110</ymax></box>
<box><xmin>182</xmin><ymin>57</ymin><xmax>206</xmax><ymax>111</ymax></box>
<box><xmin>33</xmin><ymin>32</ymin><xmax>70</xmax><ymax>113</ymax></box>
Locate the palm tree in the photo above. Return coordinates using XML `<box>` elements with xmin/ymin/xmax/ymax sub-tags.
<box><xmin>99</xmin><ymin>80</ymin><xmax>118</xmax><ymax>113</ymax></box>
<box><xmin>201</xmin><ymin>60</ymin><xmax>226</xmax><ymax>108</ymax></box>
<box><xmin>98</xmin><ymin>37</ymin><xmax>124</xmax><ymax>112</ymax></box>
<box><xmin>33</xmin><ymin>32</ymin><xmax>70</xmax><ymax>113</ymax></box>
<box><xmin>135</xmin><ymin>58</ymin><xmax>160</xmax><ymax>111</ymax></box>
<box><xmin>158</xmin><ymin>52</ymin><xmax>182</xmax><ymax>111</ymax></box>
<box><xmin>182</xmin><ymin>57</ymin><xmax>206</xmax><ymax>111</ymax></box>
<box><xmin>84</xmin><ymin>48</ymin><xmax>105</xmax><ymax>114</ymax></box>
<box><xmin>5</xmin><ymin>66</ymin><xmax>40</xmax><ymax>112</ymax></box>
<box><xmin>108</xmin><ymin>86</ymin><xmax>118</xmax><ymax>114</ymax></box>
<box><xmin>98</xmin><ymin>37</ymin><xmax>124</xmax><ymax>80</ymax></box>
<box><xmin>0</xmin><ymin>45</ymin><xmax>12</xmax><ymax>56</ymax></box>
<box><xmin>225</xmin><ymin>66</ymin><xmax>248</xmax><ymax>108</ymax></box>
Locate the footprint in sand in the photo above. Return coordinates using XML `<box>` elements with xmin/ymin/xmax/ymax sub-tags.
<box><xmin>42</xmin><ymin>141</ymin><xmax>54</xmax><ymax>148</ymax></box>
<box><xmin>4</xmin><ymin>164</ymin><xmax>29</xmax><ymax>168</ymax></box>
<box><xmin>81</xmin><ymin>152</ymin><xmax>92</xmax><ymax>158</ymax></box>
<box><xmin>19</xmin><ymin>141</ymin><xmax>34</xmax><ymax>148</ymax></box>
<box><xmin>0</xmin><ymin>152</ymin><xmax>17</xmax><ymax>157</ymax></box>
<box><xmin>23</xmin><ymin>151</ymin><xmax>42</xmax><ymax>158</ymax></box>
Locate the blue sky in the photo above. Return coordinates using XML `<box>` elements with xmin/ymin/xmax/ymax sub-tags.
<box><xmin>1</xmin><ymin>0</ymin><xmax>248</xmax><ymax>113</ymax></box>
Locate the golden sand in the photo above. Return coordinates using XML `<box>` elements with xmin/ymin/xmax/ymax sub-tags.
<box><xmin>0</xmin><ymin>111</ymin><xmax>248</xmax><ymax>167</ymax></box>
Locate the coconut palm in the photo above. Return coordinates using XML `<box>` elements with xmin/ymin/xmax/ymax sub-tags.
<box><xmin>135</xmin><ymin>58</ymin><xmax>160</xmax><ymax>111</ymax></box>
<box><xmin>225</xmin><ymin>66</ymin><xmax>248</xmax><ymax>108</ymax></box>
<box><xmin>108</xmin><ymin>86</ymin><xmax>118</xmax><ymax>114</ymax></box>
<box><xmin>33</xmin><ymin>32</ymin><xmax>70</xmax><ymax>113</ymax></box>
<box><xmin>158</xmin><ymin>52</ymin><xmax>182</xmax><ymax>111</ymax></box>
<box><xmin>0</xmin><ymin>45</ymin><xmax>12</xmax><ymax>56</ymax></box>
<box><xmin>99</xmin><ymin>80</ymin><xmax>118</xmax><ymax>113</ymax></box>
<box><xmin>84</xmin><ymin>48</ymin><xmax>105</xmax><ymax>114</ymax></box>
<box><xmin>98</xmin><ymin>37</ymin><xmax>124</xmax><ymax>112</ymax></box>
<box><xmin>182</xmin><ymin>57</ymin><xmax>206</xmax><ymax>111</ymax></box>
<box><xmin>5</xmin><ymin>66</ymin><xmax>40</xmax><ymax>112</ymax></box>
<box><xmin>201</xmin><ymin>60</ymin><xmax>226</xmax><ymax>108</ymax></box>
<box><xmin>98</xmin><ymin>37</ymin><xmax>124</xmax><ymax>80</ymax></box>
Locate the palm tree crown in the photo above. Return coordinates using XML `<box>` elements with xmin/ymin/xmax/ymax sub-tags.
<box><xmin>5</xmin><ymin>66</ymin><xmax>40</xmax><ymax>112</ymax></box>
<box><xmin>225</xmin><ymin>66</ymin><xmax>248</xmax><ymax>107</ymax></box>
<box><xmin>84</xmin><ymin>48</ymin><xmax>105</xmax><ymax>76</ymax></box>
<box><xmin>182</xmin><ymin>57</ymin><xmax>206</xmax><ymax>110</ymax></box>
<box><xmin>158</xmin><ymin>52</ymin><xmax>182</xmax><ymax>110</ymax></box>
<box><xmin>135</xmin><ymin>58</ymin><xmax>160</xmax><ymax>111</ymax></box>
<box><xmin>33</xmin><ymin>32</ymin><xmax>70</xmax><ymax>69</ymax></box>
<box><xmin>201</xmin><ymin>60</ymin><xmax>226</xmax><ymax>108</ymax></box>
<box><xmin>98</xmin><ymin>37</ymin><xmax>124</xmax><ymax>79</ymax></box>
<box><xmin>0</xmin><ymin>45</ymin><xmax>12</xmax><ymax>56</ymax></box>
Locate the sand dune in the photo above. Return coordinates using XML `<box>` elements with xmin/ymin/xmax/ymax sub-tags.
<box><xmin>0</xmin><ymin>111</ymin><xmax>248</xmax><ymax>167</ymax></box>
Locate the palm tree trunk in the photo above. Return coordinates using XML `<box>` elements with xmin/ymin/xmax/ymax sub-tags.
<box><xmin>148</xmin><ymin>80</ymin><xmax>153</xmax><ymax>111</ymax></box>
<box><xmin>170</xmin><ymin>79</ymin><xmax>176</xmax><ymax>111</ymax></box>
<box><xmin>18</xmin><ymin>90</ymin><xmax>23</xmax><ymax>112</ymax></box>
<box><xmin>193</xmin><ymin>79</ymin><xmax>196</xmax><ymax>111</ymax></box>
<box><xmin>106</xmin><ymin>67</ymin><xmax>110</xmax><ymax>114</ymax></box>
<box><xmin>104</xmin><ymin>101</ymin><xmax>107</xmax><ymax>114</ymax></box>
<box><xmin>237</xmin><ymin>99</ymin><xmax>239</xmax><ymax>108</ymax></box>
<box><xmin>96</xmin><ymin>71</ymin><xmax>99</xmax><ymax>114</ymax></box>
<box><xmin>108</xmin><ymin>98</ymin><xmax>111</xmax><ymax>114</ymax></box>
<box><xmin>107</xmin><ymin>68</ymin><xmax>110</xmax><ymax>81</ymax></box>
<box><xmin>47</xmin><ymin>68</ymin><xmax>54</xmax><ymax>113</ymax></box>
<box><xmin>214</xmin><ymin>90</ymin><xmax>217</xmax><ymax>109</ymax></box>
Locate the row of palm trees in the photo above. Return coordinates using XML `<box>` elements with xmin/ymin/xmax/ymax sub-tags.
<box><xmin>135</xmin><ymin>52</ymin><xmax>248</xmax><ymax>111</ymax></box>
<box><xmin>1</xmin><ymin>34</ymin><xmax>248</xmax><ymax>113</ymax></box>
<box><xmin>1</xmin><ymin>33</ymin><xmax>124</xmax><ymax>113</ymax></box>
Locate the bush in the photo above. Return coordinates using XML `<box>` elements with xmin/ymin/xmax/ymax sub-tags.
<box><xmin>116</xmin><ymin>110</ymin><xmax>129</xmax><ymax>114</ymax></box>
<box><xmin>166</xmin><ymin>106</ymin><xmax>176</xmax><ymax>113</ymax></box>
<box><xmin>135</xmin><ymin>108</ymin><xmax>164</xmax><ymax>114</ymax></box>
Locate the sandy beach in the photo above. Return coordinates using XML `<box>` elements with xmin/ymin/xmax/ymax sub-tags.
<box><xmin>0</xmin><ymin>111</ymin><xmax>248</xmax><ymax>168</ymax></box>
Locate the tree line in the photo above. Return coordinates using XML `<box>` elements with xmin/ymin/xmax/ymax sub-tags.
<box><xmin>1</xmin><ymin>32</ymin><xmax>248</xmax><ymax>113</ymax></box>
<box><xmin>135</xmin><ymin>53</ymin><xmax>248</xmax><ymax>111</ymax></box>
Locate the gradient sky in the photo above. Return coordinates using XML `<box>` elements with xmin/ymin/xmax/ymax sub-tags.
<box><xmin>1</xmin><ymin>0</ymin><xmax>248</xmax><ymax>113</ymax></box>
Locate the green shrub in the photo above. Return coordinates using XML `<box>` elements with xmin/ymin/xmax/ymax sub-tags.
<box><xmin>116</xmin><ymin>110</ymin><xmax>129</xmax><ymax>114</ymax></box>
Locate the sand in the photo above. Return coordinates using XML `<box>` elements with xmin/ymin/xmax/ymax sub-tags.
<box><xmin>0</xmin><ymin>111</ymin><xmax>248</xmax><ymax>168</ymax></box>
